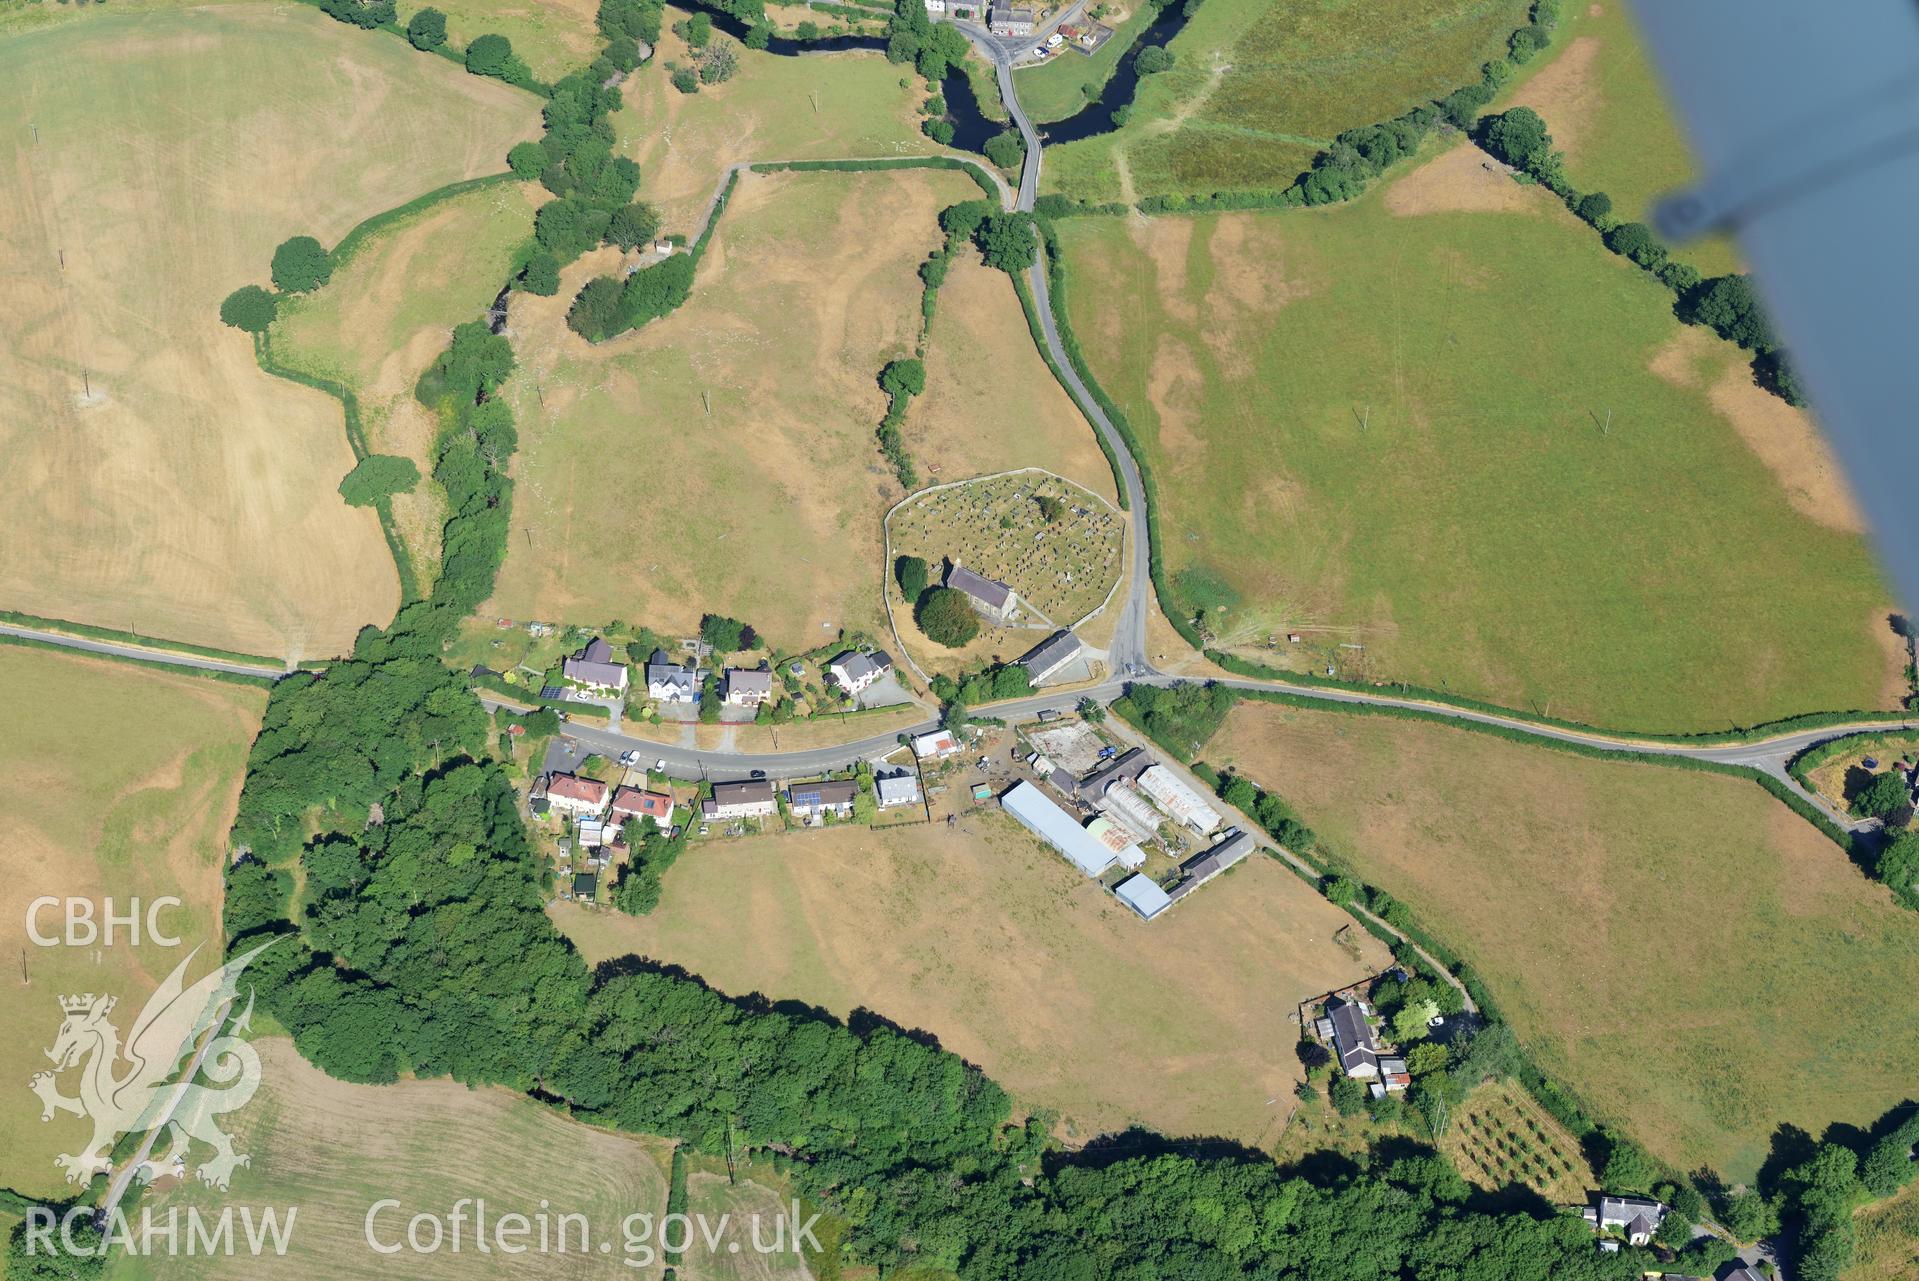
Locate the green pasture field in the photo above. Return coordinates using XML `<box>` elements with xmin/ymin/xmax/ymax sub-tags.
<box><xmin>1849</xmin><ymin>1181</ymin><xmax>1919</xmax><ymax>1281</ymax></box>
<box><xmin>1502</xmin><ymin>1</ymin><xmax>1740</xmax><ymax>277</ymax></box>
<box><xmin>269</xmin><ymin>179</ymin><xmax>540</xmax><ymax>586</ymax></box>
<box><xmin>1210</xmin><ymin>698</ymin><xmax>1919</xmax><ymax>1182</ymax></box>
<box><xmin>1054</xmin><ymin>177</ymin><xmax>1899</xmax><ymax>732</ymax></box>
<box><xmin>613</xmin><ymin>13</ymin><xmax>941</xmax><ymax>232</ymax></box>
<box><xmin>1042</xmin><ymin>0</ymin><xmax>1527</xmax><ymax>204</ymax></box>
<box><xmin>0</xmin><ymin>646</ymin><xmax>264</xmax><ymax>1201</ymax></box>
<box><xmin>432</xmin><ymin>0</ymin><xmax>606</xmax><ymax>82</ymax></box>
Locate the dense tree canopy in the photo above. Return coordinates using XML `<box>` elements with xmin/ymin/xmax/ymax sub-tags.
<box><xmin>975</xmin><ymin>211</ymin><xmax>1037</xmax><ymax>273</ymax></box>
<box><xmin>270</xmin><ymin>235</ymin><xmax>332</xmax><ymax>293</ymax></box>
<box><xmin>895</xmin><ymin>554</ymin><xmax>929</xmax><ymax>600</ymax></box>
<box><xmin>916</xmin><ymin>587</ymin><xmax>981</xmax><ymax>648</ymax></box>
<box><xmin>337</xmin><ymin>454</ymin><xmax>421</xmax><ymax>507</ymax></box>
<box><xmin>406</xmin><ymin>6</ymin><xmax>447</xmax><ymax>49</ymax></box>
<box><xmin>218</xmin><ymin>284</ymin><xmax>278</xmax><ymax>333</ymax></box>
<box><xmin>1686</xmin><ymin>274</ymin><xmax>1776</xmax><ymax>352</ymax></box>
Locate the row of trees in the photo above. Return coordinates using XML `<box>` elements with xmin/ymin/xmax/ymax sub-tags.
<box><xmin>1477</xmin><ymin>105</ymin><xmax>1804</xmax><ymax>405</ymax></box>
<box><xmin>876</xmin><ymin>357</ymin><xmax>926</xmax><ymax>487</ymax></box>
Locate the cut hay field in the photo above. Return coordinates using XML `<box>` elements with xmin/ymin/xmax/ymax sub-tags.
<box><xmin>488</xmin><ymin>170</ymin><xmax>1106</xmax><ymax>654</ymax></box>
<box><xmin>552</xmin><ymin>815</ymin><xmax>1389</xmax><ymax>1149</ymax></box>
<box><xmin>269</xmin><ymin>179</ymin><xmax>541</xmax><ymax>585</ymax></box>
<box><xmin>434</xmin><ymin>0</ymin><xmax>604</xmax><ymax>83</ymax></box>
<box><xmin>0</xmin><ymin>645</ymin><xmax>264</xmax><ymax>1200</ymax></box>
<box><xmin>1206</xmin><ymin>697</ymin><xmax>1919</xmax><ymax>1181</ymax></box>
<box><xmin>1043</xmin><ymin>0</ymin><xmax>1527</xmax><ymax>204</ymax></box>
<box><xmin>1503</xmin><ymin>2</ymin><xmax>1741</xmax><ymax>277</ymax></box>
<box><xmin>1055</xmin><ymin>172</ymin><xmax>1899</xmax><ymax>732</ymax></box>
<box><xmin>110</xmin><ymin>1039</ymin><xmax>675</xmax><ymax>1281</ymax></box>
<box><xmin>0</xmin><ymin>0</ymin><xmax>542</xmax><ymax>660</ymax></box>
<box><xmin>613</xmin><ymin>13</ymin><xmax>941</xmax><ymax>232</ymax></box>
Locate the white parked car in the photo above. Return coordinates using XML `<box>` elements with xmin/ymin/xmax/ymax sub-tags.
<box><xmin>654</xmin><ymin>759</ymin><xmax>667</xmax><ymax>771</ymax></box>
<box><xmin>1046</xmin><ymin>31</ymin><xmax>1062</xmax><ymax>46</ymax></box>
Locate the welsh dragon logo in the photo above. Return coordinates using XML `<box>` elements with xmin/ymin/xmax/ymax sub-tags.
<box><xmin>29</xmin><ymin>942</ymin><xmax>271</xmax><ymax>1192</ymax></box>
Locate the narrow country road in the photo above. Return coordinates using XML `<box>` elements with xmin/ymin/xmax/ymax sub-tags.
<box><xmin>0</xmin><ymin>624</ymin><xmax>286</xmax><ymax>680</ymax></box>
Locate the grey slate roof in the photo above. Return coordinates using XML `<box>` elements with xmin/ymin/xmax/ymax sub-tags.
<box><xmin>1017</xmin><ymin>630</ymin><xmax>1084</xmax><ymax>681</ymax></box>
<box><xmin>788</xmin><ymin>779</ymin><xmax>858</xmax><ymax>809</ymax></box>
<box><xmin>711</xmin><ymin>780</ymin><xmax>776</xmax><ymax>807</ymax></box>
<box><xmin>1069</xmin><ymin>747</ymin><xmax>1151</xmax><ymax>803</ymax></box>
<box><xmin>1326</xmin><ymin>996</ymin><xmax>1380</xmax><ymax>1074</ymax></box>
<box><xmin>946</xmin><ymin>564</ymin><xmax>1013</xmax><ymax>611</ymax></box>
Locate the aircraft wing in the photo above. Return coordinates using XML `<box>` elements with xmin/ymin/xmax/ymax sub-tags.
<box><xmin>1629</xmin><ymin>0</ymin><xmax>1919</xmax><ymax>611</ymax></box>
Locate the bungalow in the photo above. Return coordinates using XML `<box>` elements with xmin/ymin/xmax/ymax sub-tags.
<box><xmin>988</xmin><ymin>1</ymin><xmax>1033</xmax><ymax>34</ymax></box>
<box><xmin>788</xmin><ymin>778</ymin><xmax>858</xmax><ymax>820</ymax></box>
<box><xmin>945</xmin><ymin>563</ymin><xmax>1016</xmax><ymax>622</ymax></box>
<box><xmin>544</xmin><ymin>773</ymin><xmax>609</xmax><ymax>819</ymax></box>
<box><xmin>571</xmin><ymin>871</ymin><xmax>599</xmax><ymax>902</ymax></box>
<box><xmin>1016</xmin><ymin>630</ymin><xmax>1084</xmax><ymax>685</ymax></box>
<box><xmin>609</xmin><ymin>786</ymin><xmax>675</xmax><ymax>828</ymax></box>
<box><xmin>702</xmin><ymin>779</ymin><xmax>778</xmax><ymax>820</ymax></box>
<box><xmin>1580</xmin><ymin>1195</ymin><xmax>1667</xmax><ymax>1247</ymax></box>
<box><xmin>828</xmin><ymin>649</ymin><xmax>894</xmax><ymax>695</ymax></box>
<box><xmin>723</xmin><ymin>667</ymin><xmax>775</xmax><ymax>707</ymax></box>
<box><xmin>875</xmin><ymin>768</ymin><xmax>922</xmax><ymax>809</ymax></box>
<box><xmin>562</xmin><ymin>637</ymin><xmax>629</xmax><ymax>696</ymax></box>
<box><xmin>1325</xmin><ymin>995</ymin><xmax>1382</xmax><ymax>1079</ymax></box>
<box><xmin>646</xmin><ymin>649</ymin><xmax>699</xmax><ymax>704</ymax></box>
<box><xmin>1137</xmin><ymin>764</ymin><xmax>1223</xmax><ymax>834</ymax></box>
<box><xmin>911</xmin><ymin>728</ymin><xmax>962</xmax><ymax>759</ymax></box>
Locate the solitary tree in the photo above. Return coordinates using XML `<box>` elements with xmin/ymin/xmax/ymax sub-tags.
<box><xmin>270</xmin><ymin>235</ymin><xmax>332</xmax><ymax>293</ymax></box>
<box><xmin>218</xmin><ymin>284</ymin><xmax>279</xmax><ymax>333</ymax></box>
<box><xmin>406</xmin><ymin>6</ymin><xmax>447</xmax><ymax>49</ymax></box>
<box><xmin>983</xmin><ymin>131</ymin><xmax>1023</xmax><ymax>170</ymax></box>
<box><xmin>1574</xmin><ymin>191</ymin><xmax>1613</xmax><ymax>226</ymax></box>
<box><xmin>465</xmin><ymin>32</ymin><xmax>514</xmax><ymax>76</ymax></box>
<box><xmin>1135</xmin><ymin>44</ymin><xmax>1173</xmax><ymax>74</ymax></box>
<box><xmin>915</xmin><ymin>587</ymin><xmax>980</xmax><ymax>648</ymax></box>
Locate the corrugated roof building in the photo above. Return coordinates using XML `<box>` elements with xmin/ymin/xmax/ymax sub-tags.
<box><xmin>1000</xmin><ymin>781</ymin><xmax>1117</xmax><ymax>876</ymax></box>
<box><xmin>1114</xmin><ymin>873</ymin><xmax>1172</xmax><ymax>920</ymax></box>
<box><xmin>1138</xmin><ymin>765</ymin><xmax>1223</xmax><ymax>833</ymax></box>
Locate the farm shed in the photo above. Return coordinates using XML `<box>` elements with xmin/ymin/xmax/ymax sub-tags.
<box><xmin>1114</xmin><ymin>874</ymin><xmax>1172</xmax><ymax>920</ymax></box>
<box><xmin>1001</xmin><ymin>781</ymin><xmax>1119</xmax><ymax>876</ymax></box>
<box><xmin>1138</xmin><ymin>765</ymin><xmax>1223</xmax><ymax>833</ymax></box>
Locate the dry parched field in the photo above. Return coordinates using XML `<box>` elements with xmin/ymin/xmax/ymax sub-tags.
<box><xmin>116</xmin><ymin>1039</ymin><xmax>675</xmax><ymax>1281</ymax></box>
<box><xmin>490</xmin><ymin>171</ymin><xmax>1116</xmax><ymax>653</ymax></box>
<box><xmin>1208</xmin><ymin>698</ymin><xmax>1919</xmax><ymax>1182</ymax></box>
<box><xmin>0</xmin><ymin>646</ymin><xmax>264</xmax><ymax>1200</ymax></box>
<box><xmin>1056</xmin><ymin>183</ymin><xmax>1898</xmax><ymax>732</ymax></box>
<box><xmin>0</xmin><ymin>1</ymin><xmax>542</xmax><ymax>659</ymax></box>
<box><xmin>552</xmin><ymin>815</ymin><xmax>1389</xmax><ymax>1149</ymax></box>
<box><xmin>269</xmin><ymin>180</ymin><xmax>541</xmax><ymax>587</ymax></box>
